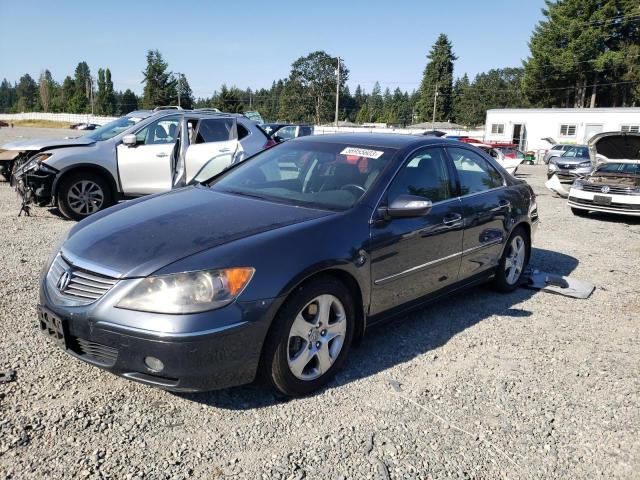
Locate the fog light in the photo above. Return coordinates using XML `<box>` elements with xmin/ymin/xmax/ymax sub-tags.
<box><xmin>144</xmin><ymin>356</ymin><xmax>164</xmax><ymax>372</ymax></box>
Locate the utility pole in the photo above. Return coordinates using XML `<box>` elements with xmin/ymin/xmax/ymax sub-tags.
<box><xmin>174</xmin><ymin>72</ymin><xmax>183</xmax><ymax>108</ymax></box>
<box><xmin>335</xmin><ymin>56</ymin><xmax>340</xmax><ymax>128</ymax></box>
<box><xmin>431</xmin><ymin>81</ymin><xmax>438</xmax><ymax>129</ymax></box>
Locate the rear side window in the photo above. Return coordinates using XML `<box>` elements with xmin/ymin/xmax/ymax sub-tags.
<box><xmin>237</xmin><ymin>123</ymin><xmax>250</xmax><ymax>140</ymax></box>
<box><xmin>195</xmin><ymin>119</ymin><xmax>236</xmax><ymax>144</ymax></box>
<box><xmin>388</xmin><ymin>148</ymin><xmax>453</xmax><ymax>203</ymax></box>
<box><xmin>448</xmin><ymin>147</ymin><xmax>504</xmax><ymax>195</ymax></box>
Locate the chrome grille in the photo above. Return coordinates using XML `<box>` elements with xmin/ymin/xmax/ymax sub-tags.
<box><xmin>582</xmin><ymin>184</ymin><xmax>634</xmax><ymax>195</ymax></box>
<box><xmin>47</xmin><ymin>255</ymin><xmax>118</xmax><ymax>304</ymax></box>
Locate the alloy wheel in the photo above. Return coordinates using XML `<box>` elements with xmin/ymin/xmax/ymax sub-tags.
<box><xmin>287</xmin><ymin>294</ymin><xmax>347</xmax><ymax>381</ymax></box>
<box><xmin>67</xmin><ymin>180</ymin><xmax>104</xmax><ymax>215</ymax></box>
<box><xmin>504</xmin><ymin>235</ymin><xmax>526</xmax><ymax>285</ymax></box>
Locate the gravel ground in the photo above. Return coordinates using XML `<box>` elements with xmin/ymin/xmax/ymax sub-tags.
<box><xmin>1</xmin><ymin>128</ymin><xmax>639</xmax><ymax>479</ymax></box>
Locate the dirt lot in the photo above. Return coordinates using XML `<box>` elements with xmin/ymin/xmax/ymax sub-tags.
<box><xmin>0</xmin><ymin>128</ymin><xmax>639</xmax><ymax>479</ymax></box>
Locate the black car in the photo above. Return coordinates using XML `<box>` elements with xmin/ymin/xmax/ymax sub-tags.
<box><xmin>38</xmin><ymin>134</ymin><xmax>538</xmax><ymax>396</ymax></box>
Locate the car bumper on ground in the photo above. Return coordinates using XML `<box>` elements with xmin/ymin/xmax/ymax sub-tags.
<box><xmin>568</xmin><ymin>188</ymin><xmax>640</xmax><ymax>216</ymax></box>
<box><xmin>38</xmin><ymin>277</ymin><xmax>281</xmax><ymax>392</ymax></box>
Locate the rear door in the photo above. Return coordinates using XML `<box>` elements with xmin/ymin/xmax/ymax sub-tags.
<box><xmin>369</xmin><ymin>146</ymin><xmax>464</xmax><ymax>315</ymax></box>
<box><xmin>117</xmin><ymin>115</ymin><xmax>180</xmax><ymax>195</ymax></box>
<box><xmin>446</xmin><ymin>146</ymin><xmax>511</xmax><ymax>279</ymax></box>
<box><xmin>184</xmin><ymin>117</ymin><xmax>240</xmax><ymax>182</ymax></box>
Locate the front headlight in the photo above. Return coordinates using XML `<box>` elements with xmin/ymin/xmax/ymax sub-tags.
<box><xmin>572</xmin><ymin>179</ymin><xmax>584</xmax><ymax>190</ymax></box>
<box><xmin>578</xmin><ymin>161</ymin><xmax>591</xmax><ymax>168</ymax></box>
<box><xmin>116</xmin><ymin>267</ymin><xmax>255</xmax><ymax>314</ymax></box>
<box><xmin>33</xmin><ymin>153</ymin><xmax>52</xmax><ymax>164</ymax></box>
<box><xmin>548</xmin><ymin>162</ymin><xmax>557</xmax><ymax>171</ymax></box>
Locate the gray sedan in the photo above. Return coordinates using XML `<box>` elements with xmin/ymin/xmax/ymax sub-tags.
<box><xmin>547</xmin><ymin>145</ymin><xmax>592</xmax><ymax>180</ymax></box>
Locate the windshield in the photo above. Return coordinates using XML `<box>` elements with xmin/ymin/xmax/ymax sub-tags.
<box><xmin>82</xmin><ymin>116</ymin><xmax>143</xmax><ymax>141</ymax></box>
<box><xmin>562</xmin><ymin>146</ymin><xmax>589</xmax><ymax>159</ymax></box>
<box><xmin>210</xmin><ymin>141</ymin><xmax>397</xmax><ymax>210</ymax></box>
<box><xmin>595</xmin><ymin>163</ymin><xmax>640</xmax><ymax>175</ymax></box>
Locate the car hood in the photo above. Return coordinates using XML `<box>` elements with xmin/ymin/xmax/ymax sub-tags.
<box><xmin>62</xmin><ymin>186</ymin><xmax>332</xmax><ymax>278</ymax></box>
<box><xmin>1</xmin><ymin>137</ymin><xmax>94</xmax><ymax>151</ymax></box>
<box><xmin>589</xmin><ymin>132</ymin><xmax>640</xmax><ymax>165</ymax></box>
<box><xmin>551</xmin><ymin>157</ymin><xmax>589</xmax><ymax>165</ymax></box>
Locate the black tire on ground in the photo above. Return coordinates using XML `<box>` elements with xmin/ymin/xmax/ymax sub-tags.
<box><xmin>492</xmin><ymin>226</ymin><xmax>531</xmax><ymax>293</ymax></box>
<box><xmin>571</xmin><ymin>207</ymin><xmax>589</xmax><ymax>217</ymax></box>
<box><xmin>262</xmin><ymin>275</ymin><xmax>355</xmax><ymax>397</ymax></box>
<box><xmin>56</xmin><ymin>172</ymin><xmax>113</xmax><ymax>221</ymax></box>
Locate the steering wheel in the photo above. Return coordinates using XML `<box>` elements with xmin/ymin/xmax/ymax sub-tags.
<box><xmin>340</xmin><ymin>184</ymin><xmax>366</xmax><ymax>196</ymax></box>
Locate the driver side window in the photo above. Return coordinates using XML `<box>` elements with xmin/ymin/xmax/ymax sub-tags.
<box><xmin>387</xmin><ymin>148</ymin><xmax>453</xmax><ymax>204</ymax></box>
<box><xmin>135</xmin><ymin>116</ymin><xmax>180</xmax><ymax>145</ymax></box>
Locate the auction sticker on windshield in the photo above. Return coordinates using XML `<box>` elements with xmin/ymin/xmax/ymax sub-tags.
<box><xmin>340</xmin><ymin>147</ymin><xmax>385</xmax><ymax>159</ymax></box>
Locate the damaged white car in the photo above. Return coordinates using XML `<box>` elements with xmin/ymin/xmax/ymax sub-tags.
<box><xmin>4</xmin><ymin>109</ymin><xmax>272</xmax><ymax>220</ymax></box>
<box><xmin>567</xmin><ymin>132</ymin><xmax>640</xmax><ymax>217</ymax></box>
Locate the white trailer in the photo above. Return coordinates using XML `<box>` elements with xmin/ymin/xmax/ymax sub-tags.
<box><xmin>484</xmin><ymin>107</ymin><xmax>640</xmax><ymax>154</ymax></box>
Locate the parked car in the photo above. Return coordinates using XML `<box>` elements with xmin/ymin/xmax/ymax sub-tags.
<box><xmin>0</xmin><ymin>120</ymin><xmax>9</xmax><ymax>127</ymax></box>
<box><xmin>543</xmin><ymin>144</ymin><xmax>573</xmax><ymax>164</ymax></box>
<box><xmin>70</xmin><ymin>123</ymin><xmax>100</xmax><ymax>130</ymax></box>
<box><xmin>567</xmin><ymin>132</ymin><xmax>640</xmax><ymax>217</ymax></box>
<box><xmin>547</xmin><ymin>145</ymin><xmax>591</xmax><ymax>180</ymax></box>
<box><xmin>473</xmin><ymin>144</ymin><xmax>522</xmax><ymax>175</ymax></box>
<box><xmin>262</xmin><ymin>123</ymin><xmax>314</xmax><ymax>142</ymax></box>
<box><xmin>6</xmin><ymin>109</ymin><xmax>271</xmax><ymax>220</ymax></box>
<box><xmin>38</xmin><ymin>134</ymin><xmax>538</xmax><ymax>396</ymax></box>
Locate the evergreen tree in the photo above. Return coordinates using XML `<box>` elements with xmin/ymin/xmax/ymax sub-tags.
<box><xmin>417</xmin><ymin>33</ymin><xmax>457</xmax><ymax>122</ymax></box>
<box><xmin>141</xmin><ymin>50</ymin><xmax>177</xmax><ymax>108</ymax></box>
<box><xmin>0</xmin><ymin>79</ymin><xmax>16</xmax><ymax>112</ymax></box>
<box><xmin>60</xmin><ymin>76</ymin><xmax>75</xmax><ymax>111</ymax></box>
<box><xmin>214</xmin><ymin>85</ymin><xmax>245</xmax><ymax>113</ymax></box>
<box><xmin>69</xmin><ymin>61</ymin><xmax>91</xmax><ymax>113</ymax></box>
<box><xmin>119</xmin><ymin>89</ymin><xmax>138</xmax><ymax>114</ymax></box>
<box><xmin>523</xmin><ymin>0</ymin><xmax>639</xmax><ymax>107</ymax></box>
<box><xmin>176</xmin><ymin>74</ymin><xmax>194</xmax><ymax>110</ymax></box>
<box><xmin>104</xmin><ymin>68</ymin><xmax>116</xmax><ymax>114</ymax></box>
<box><xmin>37</xmin><ymin>70</ymin><xmax>55</xmax><ymax>112</ymax></box>
<box><xmin>367</xmin><ymin>82</ymin><xmax>383</xmax><ymax>122</ymax></box>
<box><xmin>15</xmin><ymin>74</ymin><xmax>38</xmax><ymax>111</ymax></box>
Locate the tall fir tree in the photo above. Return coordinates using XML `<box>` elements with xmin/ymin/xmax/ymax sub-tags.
<box><xmin>417</xmin><ymin>34</ymin><xmax>457</xmax><ymax>122</ymax></box>
<box><xmin>141</xmin><ymin>50</ymin><xmax>177</xmax><ymax>109</ymax></box>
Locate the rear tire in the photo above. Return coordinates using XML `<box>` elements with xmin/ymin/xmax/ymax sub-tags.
<box><xmin>57</xmin><ymin>172</ymin><xmax>112</xmax><ymax>221</ymax></box>
<box><xmin>262</xmin><ymin>276</ymin><xmax>355</xmax><ymax>397</ymax></box>
<box><xmin>492</xmin><ymin>226</ymin><xmax>530</xmax><ymax>293</ymax></box>
<box><xmin>571</xmin><ymin>207</ymin><xmax>589</xmax><ymax>217</ymax></box>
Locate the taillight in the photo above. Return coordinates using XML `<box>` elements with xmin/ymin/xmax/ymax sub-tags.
<box><xmin>264</xmin><ymin>138</ymin><xmax>277</xmax><ymax>149</ymax></box>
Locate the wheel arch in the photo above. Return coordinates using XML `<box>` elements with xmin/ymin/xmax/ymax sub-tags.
<box><xmin>52</xmin><ymin>163</ymin><xmax>119</xmax><ymax>201</ymax></box>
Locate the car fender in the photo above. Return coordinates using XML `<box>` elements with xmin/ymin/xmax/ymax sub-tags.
<box><xmin>51</xmin><ymin>162</ymin><xmax>120</xmax><ymax>200</ymax></box>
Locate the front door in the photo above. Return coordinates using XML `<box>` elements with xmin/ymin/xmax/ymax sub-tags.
<box><xmin>446</xmin><ymin>146</ymin><xmax>511</xmax><ymax>279</ymax></box>
<box><xmin>584</xmin><ymin>124</ymin><xmax>603</xmax><ymax>143</ymax></box>
<box><xmin>369</xmin><ymin>147</ymin><xmax>464</xmax><ymax>315</ymax></box>
<box><xmin>117</xmin><ymin>115</ymin><xmax>181</xmax><ymax>195</ymax></box>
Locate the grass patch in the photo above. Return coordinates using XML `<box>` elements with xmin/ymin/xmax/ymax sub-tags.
<box><xmin>7</xmin><ymin>120</ymin><xmax>74</xmax><ymax>129</ymax></box>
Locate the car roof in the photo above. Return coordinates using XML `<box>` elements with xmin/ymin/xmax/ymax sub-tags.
<box><xmin>293</xmin><ymin>133</ymin><xmax>452</xmax><ymax>149</ymax></box>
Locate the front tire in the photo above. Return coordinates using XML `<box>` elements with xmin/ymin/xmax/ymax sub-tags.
<box><xmin>57</xmin><ymin>172</ymin><xmax>112</xmax><ymax>221</ymax></box>
<box><xmin>492</xmin><ymin>227</ymin><xmax>530</xmax><ymax>293</ymax></box>
<box><xmin>263</xmin><ymin>276</ymin><xmax>355</xmax><ymax>397</ymax></box>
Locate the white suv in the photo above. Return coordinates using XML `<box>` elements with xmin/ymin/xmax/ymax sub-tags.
<box><xmin>7</xmin><ymin>110</ymin><xmax>272</xmax><ymax>220</ymax></box>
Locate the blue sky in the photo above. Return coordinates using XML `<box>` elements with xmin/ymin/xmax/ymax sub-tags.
<box><xmin>0</xmin><ymin>0</ymin><xmax>544</xmax><ymax>97</ymax></box>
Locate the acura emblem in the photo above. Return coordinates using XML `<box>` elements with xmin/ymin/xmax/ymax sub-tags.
<box><xmin>601</xmin><ymin>186</ymin><xmax>610</xmax><ymax>194</ymax></box>
<box><xmin>57</xmin><ymin>269</ymin><xmax>72</xmax><ymax>292</ymax></box>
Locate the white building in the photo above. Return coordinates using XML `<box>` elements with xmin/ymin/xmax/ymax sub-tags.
<box><xmin>484</xmin><ymin>107</ymin><xmax>640</xmax><ymax>152</ymax></box>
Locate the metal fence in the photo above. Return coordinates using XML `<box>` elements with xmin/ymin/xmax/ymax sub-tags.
<box><xmin>0</xmin><ymin>112</ymin><xmax>117</xmax><ymax>125</ymax></box>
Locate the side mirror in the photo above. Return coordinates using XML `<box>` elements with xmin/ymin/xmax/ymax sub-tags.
<box><xmin>122</xmin><ymin>134</ymin><xmax>137</xmax><ymax>147</ymax></box>
<box><xmin>273</xmin><ymin>135</ymin><xmax>285</xmax><ymax>143</ymax></box>
<box><xmin>386</xmin><ymin>194</ymin><xmax>432</xmax><ymax>218</ymax></box>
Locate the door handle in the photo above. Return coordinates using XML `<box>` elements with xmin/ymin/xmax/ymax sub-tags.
<box><xmin>219</xmin><ymin>148</ymin><xmax>231</xmax><ymax>153</ymax></box>
<box><xmin>442</xmin><ymin>213</ymin><xmax>462</xmax><ymax>225</ymax></box>
<box><xmin>156</xmin><ymin>152</ymin><xmax>168</xmax><ymax>158</ymax></box>
<box><xmin>491</xmin><ymin>200</ymin><xmax>511</xmax><ymax>211</ymax></box>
